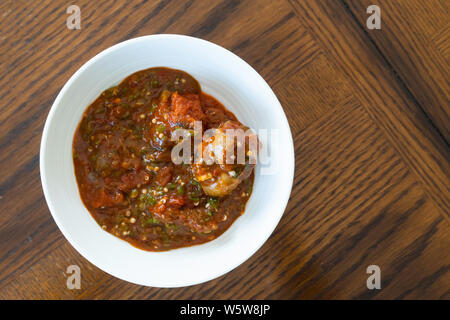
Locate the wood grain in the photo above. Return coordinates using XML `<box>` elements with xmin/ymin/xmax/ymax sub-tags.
<box><xmin>289</xmin><ymin>0</ymin><xmax>450</xmax><ymax>220</ymax></box>
<box><xmin>345</xmin><ymin>0</ymin><xmax>450</xmax><ymax>143</ymax></box>
<box><xmin>0</xmin><ymin>0</ymin><xmax>448</xmax><ymax>299</ymax></box>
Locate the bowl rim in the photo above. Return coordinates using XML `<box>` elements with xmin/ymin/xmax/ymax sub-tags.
<box><xmin>40</xmin><ymin>34</ymin><xmax>295</xmax><ymax>287</ymax></box>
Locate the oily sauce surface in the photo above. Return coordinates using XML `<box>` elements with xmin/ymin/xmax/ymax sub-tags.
<box><xmin>73</xmin><ymin>67</ymin><xmax>254</xmax><ymax>251</ymax></box>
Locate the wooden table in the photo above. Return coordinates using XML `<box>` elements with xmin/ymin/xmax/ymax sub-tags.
<box><xmin>0</xmin><ymin>0</ymin><xmax>448</xmax><ymax>299</ymax></box>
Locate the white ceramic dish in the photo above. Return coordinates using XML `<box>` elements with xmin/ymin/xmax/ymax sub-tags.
<box><xmin>40</xmin><ymin>34</ymin><xmax>294</xmax><ymax>287</ymax></box>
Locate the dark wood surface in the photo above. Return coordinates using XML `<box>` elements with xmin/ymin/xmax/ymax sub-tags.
<box><xmin>0</xmin><ymin>0</ymin><xmax>448</xmax><ymax>299</ymax></box>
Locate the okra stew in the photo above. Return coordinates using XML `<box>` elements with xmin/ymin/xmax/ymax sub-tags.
<box><xmin>73</xmin><ymin>67</ymin><xmax>256</xmax><ymax>251</ymax></box>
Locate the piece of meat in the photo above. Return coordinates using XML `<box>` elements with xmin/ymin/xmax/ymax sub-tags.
<box><xmin>90</xmin><ymin>187</ymin><xmax>124</xmax><ymax>208</ymax></box>
<box><xmin>118</xmin><ymin>170</ymin><xmax>151</xmax><ymax>192</ymax></box>
<box><xmin>168</xmin><ymin>92</ymin><xmax>206</xmax><ymax>128</ymax></box>
<box><xmin>167</xmin><ymin>195</ymin><xmax>185</xmax><ymax>207</ymax></box>
<box><xmin>155</xmin><ymin>166</ymin><xmax>173</xmax><ymax>186</ymax></box>
<box><xmin>152</xmin><ymin>206</ymin><xmax>219</xmax><ymax>234</ymax></box>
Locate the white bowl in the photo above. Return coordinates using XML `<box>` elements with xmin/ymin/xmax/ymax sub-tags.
<box><xmin>40</xmin><ymin>34</ymin><xmax>294</xmax><ymax>287</ymax></box>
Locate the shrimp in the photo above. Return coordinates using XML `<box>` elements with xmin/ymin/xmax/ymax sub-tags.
<box><xmin>192</xmin><ymin>120</ymin><xmax>258</xmax><ymax>197</ymax></box>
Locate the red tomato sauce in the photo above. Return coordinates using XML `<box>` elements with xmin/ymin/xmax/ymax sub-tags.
<box><xmin>73</xmin><ymin>67</ymin><xmax>254</xmax><ymax>251</ymax></box>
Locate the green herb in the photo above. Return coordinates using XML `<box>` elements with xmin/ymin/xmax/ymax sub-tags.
<box><xmin>165</xmin><ymin>223</ymin><xmax>178</xmax><ymax>230</ymax></box>
<box><xmin>190</xmin><ymin>179</ymin><xmax>201</xmax><ymax>189</ymax></box>
<box><xmin>120</xmin><ymin>110</ymin><xmax>130</xmax><ymax>119</ymax></box>
<box><xmin>144</xmin><ymin>217</ymin><xmax>159</xmax><ymax>226</ymax></box>
<box><xmin>130</xmin><ymin>189</ymin><xmax>139</xmax><ymax>199</ymax></box>
<box><xmin>138</xmin><ymin>202</ymin><xmax>146</xmax><ymax>210</ymax></box>
<box><xmin>188</xmin><ymin>193</ymin><xmax>200</xmax><ymax>202</ymax></box>
<box><xmin>234</xmin><ymin>166</ymin><xmax>244</xmax><ymax>176</ymax></box>
<box><xmin>156</xmin><ymin>124</ymin><xmax>166</xmax><ymax>133</ymax></box>
<box><xmin>82</xmin><ymin>133</ymin><xmax>90</xmax><ymax>141</ymax></box>
<box><xmin>145</xmin><ymin>194</ymin><xmax>156</xmax><ymax>206</ymax></box>
<box><xmin>207</xmin><ymin>197</ymin><xmax>220</xmax><ymax>210</ymax></box>
<box><xmin>177</xmin><ymin>185</ymin><xmax>185</xmax><ymax>195</ymax></box>
<box><xmin>167</xmin><ymin>183</ymin><xmax>176</xmax><ymax>190</ymax></box>
<box><xmin>89</xmin><ymin>154</ymin><xmax>98</xmax><ymax>163</ymax></box>
<box><xmin>139</xmin><ymin>147</ymin><xmax>153</xmax><ymax>156</ymax></box>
